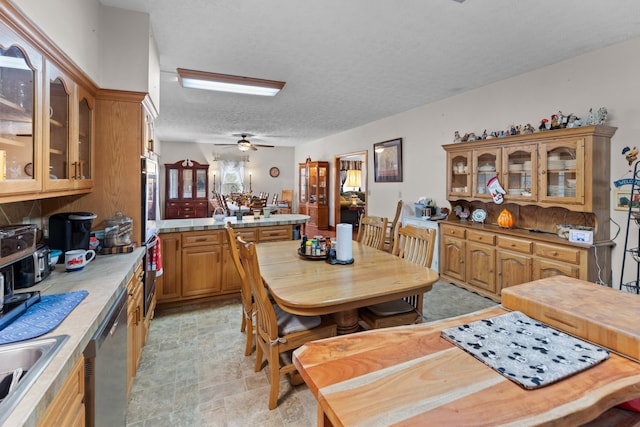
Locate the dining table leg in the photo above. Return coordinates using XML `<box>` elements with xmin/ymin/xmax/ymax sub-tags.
<box><xmin>333</xmin><ymin>309</ymin><xmax>360</xmax><ymax>334</ymax></box>
<box><xmin>318</xmin><ymin>404</ymin><xmax>334</xmax><ymax>427</ymax></box>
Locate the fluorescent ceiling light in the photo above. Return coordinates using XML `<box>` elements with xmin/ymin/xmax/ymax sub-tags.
<box><xmin>177</xmin><ymin>68</ymin><xmax>285</xmax><ymax>96</ymax></box>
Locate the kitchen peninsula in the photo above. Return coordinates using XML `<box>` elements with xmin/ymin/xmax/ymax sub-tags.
<box><xmin>156</xmin><ymin>214</ymin><xmax>310</xmax><ymax>305</ymax></box>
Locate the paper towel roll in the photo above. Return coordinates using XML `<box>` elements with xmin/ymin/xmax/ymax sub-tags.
<box><xmin>336</xmin><ymin>223</ymin><xmax>353</xmax><ymax>261</ymax></box>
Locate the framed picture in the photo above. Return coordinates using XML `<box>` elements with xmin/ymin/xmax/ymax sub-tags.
<box><xmin>614</xmin><ymin>189</ymin><xmax>640</xmax><ymax>211</ymax></box>
<box><xmin>373</xmin><ymin>138</ymin><xmax>402</xmax><ymax>182</ymax></box>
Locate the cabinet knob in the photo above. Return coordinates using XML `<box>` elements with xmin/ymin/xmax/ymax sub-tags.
<box><xmin>552</xmin><ymin>251</ymin><xmax>558</xmax><ymax>256</ymax></box>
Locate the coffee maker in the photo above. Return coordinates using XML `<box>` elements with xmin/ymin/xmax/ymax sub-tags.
<box><xmin>48</xmin><ymin>212</ymin><xmax>97</xmax><ymax>262</ymax></box>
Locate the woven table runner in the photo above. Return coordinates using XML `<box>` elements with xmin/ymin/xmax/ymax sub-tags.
<box><xmin>0</xmin><ymin>291</ymin><xmax>88</xmax><ymax>345</ymax></box>
<box><xmin>441</xmin><ymin>310</ymin><xmax>610</xmax><ymax>389</ymax></box>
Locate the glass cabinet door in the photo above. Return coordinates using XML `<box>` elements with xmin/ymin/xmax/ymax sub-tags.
<box><xmin>473</xmin><ymin>147</ymin><xmax>501</xmax><ymax>199</ymax></box>
<box><xmin>196</xmin><ymin>169</ymin><xmax>207</xmax><ymax>198</ymax></box>
<box><xmin>168</xmin><ymin>168</ymin><xmax>178</xmax><ymax>199</ymax></box>
<box><xmin>503</xmin><ymin>145</ymin><xmax>537</xmax><ymax>201</ymax></box>
<box><xmin>182</xmin><ymin>168</ymin><xmax>193</xmax><ymax>199</ymax></box>
<box><xmin>0</xmin><ymin>44</ymin><xmax>38</xmax><ymax>190</ymax></box>
<box><xmin>539</xmin><ymin>139</ymin><xmax>582</xmax><ymax>203</ymax></box>
<box><xmin>318</xmin><ymin>164</ymin><xmax>327</xmax><ymax>205</ymax></box>
<box><xmin>447</xmin><ymin>150</ymin><xmax>471</xmax><ymax>198</ymax></box>
<box><xmin>309</xmin><ymin>164</ymin><xmax>317</xmax><ymax>204</ymax></box>
<box><xmin>299</xmin><ymin>164</ymin><xmax>307</xmax><ymax>203</ymax></box>
<box><xmin>49</xmin><ymin>76</ymin><xmax>70</xmax><ymax>181</ymax></box>
<box><xmin>77</xmin><ymin>92</ymin><xmax>93</xmax><ymax>181</ymax></box>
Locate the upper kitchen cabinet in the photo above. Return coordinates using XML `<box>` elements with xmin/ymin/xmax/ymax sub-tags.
<box><xmin>0</xmin><ymin>2</ymin><xmax>98</xmax><ymax>202</ymax></box>
<box><xmin>43</xmin><ymin>60</ymin><xmax>94</xmax><ymax>192</ymax></box>
<box><xmin>0</xmin><ymin>23</ymin><xmax>42</xmax><ymax>197</ymax></box>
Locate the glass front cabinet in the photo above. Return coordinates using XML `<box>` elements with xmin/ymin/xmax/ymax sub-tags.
<box><xmin>298</xmin><ymin>160</ymin><xmax>329</xmax><ymax>229</ymax></box>
<box><xmin>0</xmin><ymin>12</ymin><xmax>95</xmax><ymax>200</ymax></box>
<box><xmin>165</xmin><ymin>159</ymin><xmax>209</xmax><ymax>219</ymax></box>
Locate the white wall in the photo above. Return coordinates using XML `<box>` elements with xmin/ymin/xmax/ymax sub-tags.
<box><xmin>159</xmin><ymin>142</ymin><xmax>295</xmax><ymax>215</ymax></box>
<box><xmin>10</xmin><ymin>0</ymin><xmax>160</xmax><ymax>108</ymax></box>
<box><xmin>297</xmin><ymin>36</ymin><xmax>640</xmax><ymax>287</ymax></box>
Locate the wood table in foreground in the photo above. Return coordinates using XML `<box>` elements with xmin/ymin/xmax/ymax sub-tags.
<box><xmin>256</xmin><ymin>240</ymin><xmax>439</xmax><ymax>334</ymax></box>
<box><xmin>293</xmin><ymin>277</ymin><xmax>640</xmax><ymax>426</ymax></box>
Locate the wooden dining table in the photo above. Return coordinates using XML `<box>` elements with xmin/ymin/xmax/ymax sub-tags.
<box><xmin>292</xmin><ymin>276</ymin><xmax>640</xmax><ymax>426</ymax></box>
<box><xmin>255</xmin><ymin>240</ymin><xmax>439</xmax><ymax>334</ymax></box>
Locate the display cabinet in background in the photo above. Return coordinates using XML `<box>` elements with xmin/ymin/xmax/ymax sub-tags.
<box><xmin>165</xmin><ymin>159</ymin><xmax>209</xmax><ymax>219</ymax></box>
<box><xmin>298</xmin><ymin>160</ymin><xmax>328</xmax><ymax>229</ymax></box>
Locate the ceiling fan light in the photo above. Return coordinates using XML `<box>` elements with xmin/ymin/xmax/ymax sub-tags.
<box><xmin>177</xmin><ymin>68</ymin><xmax>285</xmax><ymax>96</ymax></box>
<box><xmin>238</xmin><ymin>141</ymin><xmax>252</xmax><ymax>151</ymax></box>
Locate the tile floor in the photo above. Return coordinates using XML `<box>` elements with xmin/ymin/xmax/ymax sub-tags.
<box><xmin>126</xmin><ymin>281</ymin><xmax>497</xmax><ymax>426</ymax></box>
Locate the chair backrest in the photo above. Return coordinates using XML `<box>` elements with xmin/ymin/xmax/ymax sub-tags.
<box><xmin>388</xmin><ymin>200</ymin><xmax>403</xmax><ymax>239</ymax></box>
<box><xmin>224</xmin><ymin>223</ymin><xmax>253</xmax><ymax>322</ymax></box>
<box><xmin>281</xmin><ymin>189</ymin><xmax>293</xmax><ymax>207</ymax></box>
<box><xmin>271</xmin><ymin>193</ymin><xmax>278</xmax><ymax>205</ymax></box>
<box><xmin>357</xmin><ymin>215</ymin><xmax>388</xmax><ymax>250</ymax></box>
<box><xmin>220</xmin><ymin>194</ymin><xmax>231</xmax><ymax>216</ymax></box>
<box><xmin>392</xmin><ymin>223</ymin><xmax>436</xmax><ymax>268</ymax></box>
<box><xmin>237</xmin><ymin>235</ymin><xmax>279</xmax><ymax>341</ymax></box>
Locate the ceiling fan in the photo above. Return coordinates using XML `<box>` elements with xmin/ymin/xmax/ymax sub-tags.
<box><xmin>214</xmin><ymin>134</ymin><xmax>275</xmax><ymax>151</ymax></box>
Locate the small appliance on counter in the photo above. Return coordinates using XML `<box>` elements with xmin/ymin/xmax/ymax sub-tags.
<box><xmin>0</xmin><ymin>224</ymin><xmax>37</xmax><ymax>267</ymax></box>
<box><xmin>48</xmin><ymin>212</ymin><xmax>97</xmax><ymax>262</ymax></box>
<box><xmin>13</xmin><ymin>244</ymin><xmax>51</xmax><ymax>289</ymax></box>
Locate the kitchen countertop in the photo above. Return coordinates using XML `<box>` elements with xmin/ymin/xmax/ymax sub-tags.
<box><xmin>157</xmin><ymin>213</ymin><xmax>310</xmax><ymax>233</ymax></box>
<box><xmin>3</xmin><ymin>248</ymin><xmax>144</xmax><ymax>427</ymax></box>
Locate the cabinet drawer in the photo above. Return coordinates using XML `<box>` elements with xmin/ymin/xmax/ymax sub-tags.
<box><xmin>258</xmin><ymin>225</ymin><xmax>292</xmax><ymax>242</ymax></box>
<box><xmin>441</xmin><ymin>224</ymin><xmax>466</xmax><ymax>239</ymax></box>
<box><xmin>467</xmin><ymin>230</ymin><xmax>495</xmax><ymax>245</ymax></box>
<box><xmin>534</xmin><ymin>243</ymin><xmax>580</xmax><ymax>265</ymax></box>
<box><xmin>182</xmin><ymin>231</ymin><xmax>222</xmax><ymax>247</ymax></box>
<box><xmin>497</xmin><ymin>236</ymin><xmax>532</xmax><ymax>254</ymax></box>
<box><xmin>235</xmin><ymin>228</ymin><xmax>257</xmax><ymax>242</ymax></box>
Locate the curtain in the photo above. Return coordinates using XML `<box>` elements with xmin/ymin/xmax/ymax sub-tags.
<box><xmin>220</xmin><ymin>160</ymin><xmax>246</xmax><ymax>194</ymax></box>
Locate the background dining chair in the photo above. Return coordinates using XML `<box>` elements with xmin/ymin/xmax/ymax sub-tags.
<box><xmin>360</xmin><ymin>223</ymin><xmax>437</xmax><ymax>329</ymax></box>
<box><xmin>356</xmin><ymin>215</ymin><xmax>388</xmax><ymax>250</ymax></box>
<box><xmin>225</xmin><ymin>223</ymin><xmax>255</xmax><ymax>356</ymax></box>
<box><xmin>237</xmin><ymin>236</ymin><xmax>337</xmax><ymax>410</ymax></box>
<box><xmin>384</xmin><ymin>200</ymin><xmax>403</xmax><ymax>252</ymax></box>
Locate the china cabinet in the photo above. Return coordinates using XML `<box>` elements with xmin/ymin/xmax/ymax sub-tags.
<box><xmin>298</xmin><ymin>160</ymin><xmax>329</xmax><ymax>229</ymax></box>
<box><xmin>440</xmin><ymin>126</ymin><xmax>616</xmax><ymax>302</ymax></box>
<box><xmin>165</xmin><ymin>159</ymin><xmax>209</xmax><ymax>219</ymax></box>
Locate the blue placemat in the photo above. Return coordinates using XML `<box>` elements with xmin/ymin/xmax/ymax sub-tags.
<box><xmin>441</xmin><ymin>311</ymin><xmax>610</xmax><ymax>389</ymax></box>
<box><xmin>0</xmin><ymin>290</ymin><xmax>88</xmax><ymax>345</ymax></box>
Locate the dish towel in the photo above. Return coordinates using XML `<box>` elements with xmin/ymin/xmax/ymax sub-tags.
<box><xmin>0</xmin><ymin>290</ymin><xmax>88</xmax><ymax>345</ymax></box>
<box><xmin>441</xmin><ymin>311</ymin><xmax>610</xmax><ymax>389</ymax></box>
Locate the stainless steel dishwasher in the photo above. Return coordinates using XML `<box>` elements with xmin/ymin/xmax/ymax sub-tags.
<box><xmin>84</xmin><ymin>288</ymin><xmax>128</xmax><ymax>427</ymax></box>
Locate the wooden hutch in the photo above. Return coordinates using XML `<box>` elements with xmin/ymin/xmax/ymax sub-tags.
<box><xmin>440</xmin><ymin>125</ymin><xmax>616</xmax><ymax>302</ymax></box>
<box><xmin>165</xmin><ymin>159</ymin><xmax>209</xmax><ymax>219</ymax></box>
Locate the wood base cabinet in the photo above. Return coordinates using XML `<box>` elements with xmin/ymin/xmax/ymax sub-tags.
<box><xmin>440</xmin><ymin>222</ymin><xmax>607</xmax><ymax>302</ymax></box>
<box><xmin>158</xmin><ymin>225</ymin><xmax>292</xmax><ymax>304</ymax></box>
<box><xmin>127</xmin><ymin>261</ymin><xmax>145</xmax><ymax>397</ymax></box>
<box><xmin>38</xmin><ymin>357</ymin><xmax>85</xmax><ymax>427</ymax></box>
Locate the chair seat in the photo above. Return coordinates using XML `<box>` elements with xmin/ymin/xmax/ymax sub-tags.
<box><xmin>367</xmin><ymin>299</ymin><xmax>414</xmax><ymax>316</ymax></box>
<box><xmin>274</xmin><ymin>303</ymin><xmax>322</xmax><ymax>335</ymax></box>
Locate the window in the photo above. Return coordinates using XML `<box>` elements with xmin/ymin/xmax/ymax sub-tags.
<box><xmin>220</xmin><ymin>160</ymin><xmax>246</xmax><ymax>194</ymax></box>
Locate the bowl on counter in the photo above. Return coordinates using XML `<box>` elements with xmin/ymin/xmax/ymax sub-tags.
<box><xmin>49</xmin><ymin>249</ymin><xmax>62</xmax><ymax>267</ymax></box>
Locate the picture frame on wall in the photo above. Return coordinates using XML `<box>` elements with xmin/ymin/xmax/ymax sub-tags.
<box><xmin>614</xmin><ymin>189</ymin><xmax>640</xmax><ymax>211</ymax></box>
<box><xmin>373</xmin><ymin>138</ymin><xmax>402</xmax><ymax>182</ymax></box>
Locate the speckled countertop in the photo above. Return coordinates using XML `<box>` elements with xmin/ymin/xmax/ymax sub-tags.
<box><xmin>3</xmin><ymin>248</ymin><xmax>144</xmax><ymax>427</ymax></box>
<box><xmin>157</xmin><ymin>213</ymin><xmax>310</xmax><ymax>233</ymax></box>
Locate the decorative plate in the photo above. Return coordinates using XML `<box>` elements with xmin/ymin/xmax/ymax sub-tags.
<box><xmin>472</xmin><ymin>208</ymin><xmax>487</xmax><ymax>223</ymax></box>
<box><xmin>269</xmin><ymin>166</ymin><xmax>280</xmax><ymax>178</ymax></box>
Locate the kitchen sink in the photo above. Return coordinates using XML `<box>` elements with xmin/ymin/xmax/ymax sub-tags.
<box><xmin>0</xmin><ymin>335</ymin><xmax>69</xmax><ymax>425</ymax></box>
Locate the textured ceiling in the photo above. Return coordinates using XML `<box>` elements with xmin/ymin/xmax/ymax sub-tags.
<box><xmin>99</xmin><ymin>0</ymin><xmax>640</xmax><ymax>148</ymax></box>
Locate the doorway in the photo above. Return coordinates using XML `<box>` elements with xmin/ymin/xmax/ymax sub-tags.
<box><xmin>333</xmin><ymin>151</ymin><xmax>367</xmax><ymax>231</ymax></box>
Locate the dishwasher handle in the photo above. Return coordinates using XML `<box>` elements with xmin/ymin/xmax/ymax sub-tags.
<box><xmin>84</xmin><ymin>288</ymin><xmax>127</xmax><ymax>358</ymax></box>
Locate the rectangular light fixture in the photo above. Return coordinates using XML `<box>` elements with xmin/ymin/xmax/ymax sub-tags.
<box><xmin>177</xmin><ymin>68</ymin><xmax>285</xmax><ymax>96</ymax></box>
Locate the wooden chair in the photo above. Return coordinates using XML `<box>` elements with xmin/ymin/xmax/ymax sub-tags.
<box><xmin>237</xmin><ymin>236</ymin><xmax>337</xmax><ymax>410</ymax></box>
<box><xmin>271</xmin><ymin>193</ymin><xmax>278</xmax><ymax>205</ymax></box>
<box><xmin>356</xmin><ymin>215</ymin><xmax>388</xmax><ymax>250</ymax></box>
<box><xmin>360</xmin><ymin>224</ymin><xmax>437</xmax><ymax>329</ymax></box>
<box><xmin>224</xmin><ymin>223</ymin><xmax>255</xmax><ymax>356</ymax></box>
<box><xmin>384</xmin><ymin>200</ymin><xmax>403</xmax><ymax>252</ymax></box>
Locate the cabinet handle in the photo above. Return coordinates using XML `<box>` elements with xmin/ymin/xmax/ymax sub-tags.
<box><xmin>552</xmin><ymin>251</ymin><xmax>558</xmax><ymax>256</ymax></box>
